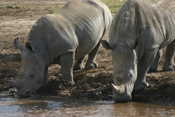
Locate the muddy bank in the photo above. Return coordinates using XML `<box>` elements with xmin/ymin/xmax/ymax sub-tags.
<box><xmin>1</xmin><ymin>54</ymin><xmax>175</xmax><ymax>106</ymax></box>
<box><xmin>38</xmin><ymin>68</ymin><xmax>175</xmax><ymax>106</ymax></box>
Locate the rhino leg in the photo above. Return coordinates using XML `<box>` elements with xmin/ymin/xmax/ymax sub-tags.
<box><xmin>134</xmin><ymin>49</ymin><xmax>158</xmax><ymax>92</ymax></box>
<box><xmin>148</xmin><ymin>50</ymin><xmax>160</xmax><ymax>73</ymax></box>
<box><xmin>163</xmin><ymin>41</ymin><xmax>175</xmax><ymax>71</ymax></box>
<box><xmin>85</xmin><ymin>42</ymin><xmax>100</xmax><ymax>69</ymax></box>
<box><xmin>43</xmin><ymin>66</ymin><xmax>48</xmax><ymax>85</ymax></box>
<box><xmin>60</xmin><ymin>52</ymin><xmax>75</xmax><ymax>86</ymax></box>
<box><xmin>74</xmin><ymin>57</ymin><xmax>85</xmax><ymax>70</ymax></box>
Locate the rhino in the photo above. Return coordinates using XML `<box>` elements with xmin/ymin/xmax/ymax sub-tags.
<box><xmin>102</xmin><ymin>0</ymin><xmax>175</xmax><ymax>102</ymax></box>
<box><xmin>149</xmin><ymin>46</ymin><xmax>175</xmax><ymax>72</ymax></box>
<box><xmin>13</xmin><ymin>0</ymin><xmax>112</xmax><ymax>97</ymax></box>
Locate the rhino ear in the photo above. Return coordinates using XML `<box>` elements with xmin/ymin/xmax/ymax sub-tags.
<box><xmin>14</xmin><ymin>37</ymin><xmax>25</xmax><ymax>51</ymax></box>
<box><xmin>101</xmin><ymin>40</ymin><xmax>113</xmax><ymax>50</ymax></box>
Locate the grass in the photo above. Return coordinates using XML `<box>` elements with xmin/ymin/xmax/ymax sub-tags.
<box><xmin>102</xmin><ymin>0</ymin><xmax>125</xmax><ymax>13</ymax></box>
<box><xmin>0</xmin><ymin>0</ymin><xmax>160</xmax><ymax>16</ymax></box>
<box><xmin>47</xmin><ymin>5</ymin><xmax>63</xmax><ymax>14</ymax></box>
<box><xmin>46</xmin><ymin>0</ymin><xmax>125</xmax><ymax>14</ymax></box>
<box><xmin>0</xmin><ymin>4</ymin><xmax>21</xmax><ymax>9</ymax></box>
<box><xmin>101</xmin><ymin>0</ymin><xmax>160</xmax><ymax>13</ymax></box>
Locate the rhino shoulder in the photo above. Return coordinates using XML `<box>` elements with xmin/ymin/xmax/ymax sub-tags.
<box><xmin>86</xmin><ymin>0</ymin><xmax>112</xmax><ymax>26</ymax></box>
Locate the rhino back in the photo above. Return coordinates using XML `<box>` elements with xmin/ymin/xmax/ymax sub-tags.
<box><xmin>27</xmin><ymin>14</ymin><xmax>78</xmax><ymax>63</ymax></box>
<box><xmin>156</xmin><ymin>0</ymin><xmax>175</xmax><ymax>12</ymax></box>
<box><xmin>135</xmin><ymin>0</ymin><xmax>175</xmax><ymax>49</ymax></box>
<box><xmin>60</xmin><ymin>0</ymin><xmax>111</xmax><ymax>57</ymax></box>
<box><xmin>27</xmin><ymin>0</ymin><xmax>112</xmax><ymax>63</ymax></box>
<box><xmin>109</xmin><ymin>0</ymin><xmax>175</xmax><ymax>50</ymax></box>
<box><xmin>156</xmin><ymin>0</ymin><xmax>175</xmax><ymax>48</ymax></box>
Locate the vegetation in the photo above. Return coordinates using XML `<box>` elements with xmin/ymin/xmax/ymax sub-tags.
<box><xmin>102</xmin><ymin>0</ymin><xmax>125</xmax><ymax>13</ymax></box>
<box><xmin>101</xmin><ymin>0</ymin><xmax>160</xmax><ymax>13</ymax></box>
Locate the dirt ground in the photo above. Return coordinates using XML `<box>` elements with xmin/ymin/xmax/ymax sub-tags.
<box><xmin>0</xmin><ymin>0</ymin><xmax>175</xmax><ymax>106</ymax></box>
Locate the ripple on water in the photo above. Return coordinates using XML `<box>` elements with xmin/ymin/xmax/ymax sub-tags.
<box><xmin>0</xmin><ymin>97</ymin><xmax>175</xmax><ymax>117</ymax></box>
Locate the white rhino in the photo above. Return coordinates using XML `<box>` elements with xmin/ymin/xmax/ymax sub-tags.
<box><xmin>102</xmin><ymin>0</ymin><xmax>175</xmax><ymax>102</ymax></box>
<box><xmin>13</xmin><ymin>0</ymin><xmax>112</xmax><ymax>97</ymax></box>
<box><xmin>149</xmin><ymin>46</ymin><xmax>175</xmax><ymax>72</ymax></box>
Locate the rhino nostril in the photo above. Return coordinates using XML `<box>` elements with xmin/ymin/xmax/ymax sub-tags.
<box><xmin>25</xmin><ymin>90</ymin><xmax>31</xmax><ymax>94</ymax></box>
<box><xmin>29</xmin><ymin>74</ymin><xmax>34</xmax><ymax>79</ymax></box>
<box><xmin>128</xmin><ymin>72</ymin><xmax>133</xmax><ymax>78</ymax></box>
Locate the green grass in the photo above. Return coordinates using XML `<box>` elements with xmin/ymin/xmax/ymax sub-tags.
<box><xmin>0</xmin><ymin>4</ymin><xmax>21</xmax><ymax>9</ymax></box>
<box><xmin>101</xmin><ymin>0</ymin><xmax>161</xmax><ymax>13</ymax></box>
<box><xmin>102</xmin><ymin>0</ymin><xmax>125</xmax><ymax>13</ymax></box>
<box><xmin>47</xmin><ymin>5</ymin><xmax>63</xmax><ymax>14</ymax></box>
<box><xmin>46</xmin><ymin>0</ymin><xmax>125</xmax><ymax>14</ymax></box>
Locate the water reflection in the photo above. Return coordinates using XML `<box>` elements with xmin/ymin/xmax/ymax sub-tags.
<box><xmin>112</xmin><ymin>103</ymin><xmax>175</xmax><ymax>117</ymax></box>
<box><xmin>0</xmin><ymin>96</ymin><xmax>175</xmax><ymax>117</ymax></box>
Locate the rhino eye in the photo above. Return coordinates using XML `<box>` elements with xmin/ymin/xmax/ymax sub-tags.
<box><xmin>128</xmin><ymin>71</ymin><xmax>134</xmax><ymax>78</ymax></box>
<box><xmin>128</xmin><ymin>73</ymin><xmax>132</xmax><ymax>78</ymax></box>
<box><xmin>25</xmin><ymin>42</ymin><xmax>34</xmax><ymax>52</ymax></box>
<box><xmin>29</xmin><ymin>74</ymin><xmax>34</xmax><ymax>78</ymax></box>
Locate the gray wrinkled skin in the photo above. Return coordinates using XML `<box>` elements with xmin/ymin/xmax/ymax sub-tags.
<box><xmin>13</xmin><ymin>0</ymin><xmax>112</xmax><ymax>97</ymax></box>
<box><xmin>144</xmin><ymin>0</ymin><xmax>175</xmax><ymax>73</ymax></box>
<box><xmin>149</xmin><ymin>42</ymin><xmax>175</xmax><ymax>72</ymax></box>
<box><xmin>102</xmin><ymin>0</ymin><xmax>175</xmax><ymax>102</ymax></box>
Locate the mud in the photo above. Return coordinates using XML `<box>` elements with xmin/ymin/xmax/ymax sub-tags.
<box><xmin>0</xmin><ymin>0</ymin><xmax>175</xmax><ymax>106</ymax></box>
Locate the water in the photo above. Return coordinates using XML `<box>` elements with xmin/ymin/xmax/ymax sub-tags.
<box><xmin>0</xmin><ymin>96</ymin><xmax>175</xmax><ymax>117</ymax></box>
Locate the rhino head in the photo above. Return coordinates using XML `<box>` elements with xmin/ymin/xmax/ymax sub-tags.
<box><xmin>102</xmin><ymin>40</ymin><xmax>137</xmax><ymax>102</ymax></box>
<box><xmin>13</xmin><ymin>38</ymin><xmax>47</xmax><ymax>97</ymax></box>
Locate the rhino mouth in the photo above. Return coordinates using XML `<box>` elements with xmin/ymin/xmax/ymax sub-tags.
<box><xmin>112</xmin><ymin>83</ymin><xmax>132</xmax><ymax>102</ymax></box>
<box><xmin>17</xmin><ymin>89</ymin><xmax>36</xmax><ymax>98</ymax></box>
<box><xmin>9</xmin><ymin>80</ymin><xmax>38</xmax><ymax>98</ymax></box>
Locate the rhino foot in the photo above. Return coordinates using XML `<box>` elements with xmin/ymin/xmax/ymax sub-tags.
<box><xmin>134</xmin><ymin>81</ymin><xmax>150</xmax><ymax>93</ymax></box>
<box><xmin>163</xmin><ymin>65</ymin><xmax>174</xmax><ymax>72</ymax></box>
<box><xmin>68</xmin><ymin>80</ymin><xmax>75</xmax><ymax>86</ymax></box>
<box><xmin>85</xmin><ymin>62</ymin><xmax>98</xmax><ymax>70</ymax></box>
<box><xmin>148</xmin><ymin>68</ymin><xmax>157</xmax><ymax>73</ymax></box>
<box><xmin>74</xmin><ymin>64</ymin><xmax>84</xmax><ymax>70</ymax></box>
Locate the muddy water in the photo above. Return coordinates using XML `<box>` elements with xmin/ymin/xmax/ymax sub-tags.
<box><xmin>0</xmin><ymin>95</ymin><xmax>175</xmax><ymax>117</ymax></box>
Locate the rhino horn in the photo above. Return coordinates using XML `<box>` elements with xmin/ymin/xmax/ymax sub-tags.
<box><xmin>112</xmin><ymin>83</ymin><xmax>120</xmax><ymax>92</ymax></box>
<box><xmin>112</xmin><ymin>83</ymin><xmax>126</xmax><ymax>94</ymax></box>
